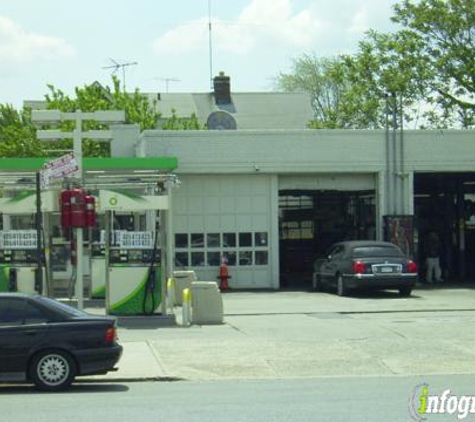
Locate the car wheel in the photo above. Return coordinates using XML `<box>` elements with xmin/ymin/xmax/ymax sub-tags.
<box><xmin>336</xmin><ymin>275</ymin><xmax>347</xmax><ymax>297</ymax></box>
<box><xmin>30</xmin><ymin>350</ymin><xmax>76</xmax><ymax>391</ymax></box>
<box><xmin>399</xmin><ymin>287</ymin><xmax>412</xmax><ymax>297</ymax></box>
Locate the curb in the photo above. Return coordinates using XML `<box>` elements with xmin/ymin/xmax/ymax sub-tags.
<box><xmin>76</xmin><ymin>376</ymin><xmax>185</xmax><ymax>383</ymax></box>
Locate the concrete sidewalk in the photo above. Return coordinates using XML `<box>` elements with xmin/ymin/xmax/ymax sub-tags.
<box><xmin>83</xmin><ymin>286</ymin><xmax>475</xmax><ymax>383</ymax></box>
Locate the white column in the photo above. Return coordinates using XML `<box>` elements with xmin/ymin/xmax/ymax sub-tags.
<box><xmin>74</xmin><ymin>113</ymin><xmax>83</xmax><ymax>183</ymax></box>
<box><xmin>2</xmin><ymin>215</ymin><xmax>11</xmax><ymax>230</ymax></box>
<box><xmin>404</xmin><ymin>171</ymin><xmax>414</xmax><ymax>215</ymax></box>
<box><xmin>75</xmin><ymin>228</ymin><xmax>84</xmax><ymax>310</ymax></box>
<box><xmin>376</xmin><ymin>171</ymin><xmax>386</xmax><ymax>241</ymax></box>
<box><xmin>269</xmin><ymin>174</ymin><xmax>280</xmax><ymax>289</ymax></box>
<box><xmin>162</xmin><ymin>179</ymin><xmax>174</xmax><ymax>315</ymax></box>
<box><xmin>105</xmin><ymin>211</ymin><xmax>111</xmax><ymax>315</ymax></box>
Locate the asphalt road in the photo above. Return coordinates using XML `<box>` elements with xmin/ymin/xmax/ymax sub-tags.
<box><xmin>1</xmin><ymin>375</ymin><xmax>474</xmax><ymax>422</ymax></box>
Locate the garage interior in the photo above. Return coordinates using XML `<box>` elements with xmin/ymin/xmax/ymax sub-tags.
<box><xmin>279</xmin><ymin>190</ymin><xmax>376</xmax><ymax>289</ymax></box>
<box><xmin>414</xmin><ymin>172</ymin><xmax>475</xmax><ymax>283</ymax></box>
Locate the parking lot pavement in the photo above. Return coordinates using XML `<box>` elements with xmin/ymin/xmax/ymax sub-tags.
<box><xmin>85</xmin><ymin>286</ymin><xmax>475</xmax><ymax>383</ymax></box>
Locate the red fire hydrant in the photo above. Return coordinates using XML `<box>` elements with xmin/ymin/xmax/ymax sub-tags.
<box><xmin>218</xmin><ymin>259</ymin><xmax>231</xmax><ymax>291</ymax></box>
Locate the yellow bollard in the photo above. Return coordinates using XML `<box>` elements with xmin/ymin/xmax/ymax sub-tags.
<box><xmin>182</xmin><ymin>288</ymin><xmax>192</xmax><ymax>326</ymax></box>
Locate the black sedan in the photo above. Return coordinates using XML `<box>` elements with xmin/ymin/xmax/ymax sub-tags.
<box><xmin>312</xmin><ymin>241</ymin><xmax>418</xmax><ymax>297</ymax></box>
<box><xmin>0</xmin><ymin>293</ymin><xmax>122</xmax><ymax>391</ymax></box>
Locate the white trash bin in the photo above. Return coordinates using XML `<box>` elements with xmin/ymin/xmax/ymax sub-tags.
<box><xmin>173</xmin><ymin>270</ymin><xmax>197</xmax><ymax>306</ymax></box>
<box><xmin>191</xmin><ymin>281</ymin><xmax>223</xmax><ymax>325</ymax></box>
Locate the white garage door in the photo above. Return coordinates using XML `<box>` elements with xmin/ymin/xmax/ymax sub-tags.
<box><xmin>172</xmin><ymin>174</ymin><xmax>274</xmax><ymax>288</ymax></box>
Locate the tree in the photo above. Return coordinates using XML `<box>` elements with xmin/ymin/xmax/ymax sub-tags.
<box><xmin>0</xmin><ymin>104</ymin><xmax>42</xmax><ymax>157</ymax></box>
<box><xmin>278</xmin><ymin>0</ymin><xmax>475</xmax><ymax>129</ymax></box>
<box><xmin>44</xmin><ymin>77</ymin><xmax>161</xmax><ymax>157</ymax></box>
<box><xmin>345</xmin><ymin>28</ymin><xmax>436</xmax><ymax>128</ymax></box>
<box><xmin>160</xmin><ymin>109</ymin><xmax>202</xmax><ymax>130</ymax></box>
<box><xmin>391</xmin><ymin>0</ymin><xmax>475</xmax><ymax>127</ymax></box>
<box><xmin>277</xmin><ymin>55</ymin><xmax>353</xmax><ymax>128</ymax></box>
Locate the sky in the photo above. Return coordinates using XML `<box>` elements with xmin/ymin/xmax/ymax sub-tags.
<box><xmin>0</xmin><ymin>0</ymin><xmax>399</xmax><ymax>108</ymax></box>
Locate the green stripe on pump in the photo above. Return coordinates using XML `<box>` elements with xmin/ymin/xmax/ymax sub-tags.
<box><xmin>110</xmin><ymin>268</ymin><xmax>162</xmax><ymax>315</ymax></box>
<box><xmin>0</xmin><ymin>265</ymin><xmax>11</xmax><ymax>292</ymax></box>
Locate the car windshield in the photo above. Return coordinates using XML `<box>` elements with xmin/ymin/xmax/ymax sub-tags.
<box><xmin>351</xmin><ymin>245</ymin><xmax>404</xmax><ymax>258</ymax></box>
<box><xmin>35</xmin><ymin>296</ymin><xmax>89</xmax><ymax>318</ymax></box>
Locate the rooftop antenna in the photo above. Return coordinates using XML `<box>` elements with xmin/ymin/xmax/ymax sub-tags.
<box><xmin>102</xmin><ymin>58</ymin><xmax>138</xmax><ymax>92</ymax></box>
<box><xmin>208</xmin><ymin>0</ymin><xmax>213</xmax><ymax>89</ymax></box>
<box><xmin>154</xmin><ymin>78</ymin><xmax>181</xmax><ymax>93</ymax></box>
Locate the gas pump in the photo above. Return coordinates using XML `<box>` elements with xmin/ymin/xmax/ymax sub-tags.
<box><xmin>108</xmin><ymin>231</ymin><xmax>161</xmax><ymax>315</ymax></box>
<box><xmin>0</xmin><ymin>230</ymin><xmax>45</xmax><ymax>294</ymax></box>
<box><xmin>0</xmin><ymin>189</ymin><xmax>59</xmax><ymax>295</ymax></box>
<box><xmin>98</xmin><ymin>189</ymin><xmax>169</xmax><ymax>316</ymax></box>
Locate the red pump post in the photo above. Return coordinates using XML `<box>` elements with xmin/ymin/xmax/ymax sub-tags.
<box><xmin>70</xmin><ymin>188</ymin><xmax>87</xmax><ymax>228</ymax></box>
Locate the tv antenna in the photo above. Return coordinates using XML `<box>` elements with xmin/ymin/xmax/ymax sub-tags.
<box><xmin>208</xmin><ymin>0</ymin><xmax>213</xmax><ymax>89</ymax></box>
<box><xmin>103</xmin><ymin>58</ymin><xmax>138</xmax><ymax>92</ymax></box>
<box><xmin>154</xmin><ymin>77</ymin><xmax>181</xmax><ymax>93</ymax></box>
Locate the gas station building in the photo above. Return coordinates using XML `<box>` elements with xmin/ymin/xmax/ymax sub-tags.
<box><xmin>5</xmin><ymin>79</ymin><xmax>475</xmax><ymax>292</ymax></box>
<box><xmin>114</xmin><ymin>126</ymin><xmax>475</xmax><ymax>289</ymax></box>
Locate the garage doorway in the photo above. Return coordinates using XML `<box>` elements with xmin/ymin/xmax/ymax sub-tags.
<box><xmin>279</xmin><ymin>190</ymin><xmax>376</xmax><ymax>289</ymax></box>
<box><xmin>414</xmin><ymin>172</ymin><xmax>475</xmax><ymax>283</ymax></box>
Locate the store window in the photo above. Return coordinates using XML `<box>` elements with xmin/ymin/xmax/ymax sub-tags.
<box><xmin>255</xmin><ymin>232</ymin><xmax>268</xmax><ymax>247</ymax></box>
<box><xmin>175</xmin><ymin>234</ymin><xmax>188</xmax><ymax>248</ymax></box>
<box><xmin>239</xmin><ymin>233</ymin><xmax>252</xmax><ymax>247</ymax></box>
<box><xmin>191</xmin><ymin>233</ymin><xmax>204</xmax><ymax>248</ymax></box>
<box><xmin>223</xmin><ymin>233</ymin><xmax>236</xmax><ymax>247</ymax></box>
<box><xmin>255</xmin><ymin>251</ymin><xmax>268</xmax><ymax>265</ymax></box>
<box><xmin>175</xmin><ymin>252</ymin><xmax>189</xmax><ymax>268</ymax></box>
<box><xmin>223</xmin><ymin>251</ymin><xmax>236</xmax><ymax>266</ymax></box>
<box><xmin>176</xmin><ymin>231</ymin><xmax>269</xmax><ymax>268</ymax></box>
<box><xmin>207</xmin><ymin>233</ymin><xmax>220</xmax><ymax>248</ymax></box>
<box><xmin>207</xmin><ymin>252</ymin><xmax>221</xmax><ymax>266</ymax></box>
<box><xmin>239</xmin><ymin>251</ymin><xmax>252</xmax><ymax>266</ymax></box>
<box><xmin>191</xmin><ymin>252</ymin><xmax>205</xmax><ymax>266</ymax></box>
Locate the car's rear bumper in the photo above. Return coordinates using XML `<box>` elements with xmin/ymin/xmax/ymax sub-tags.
<box><xmin>74</xmin><ymin>344</ymin><xmax>123</xmax><ymax>376</ymax></box>
<box><xmin>343</xmin><ymin>273</ymin><xmax>418</xmax><ymax>290</ymax></box>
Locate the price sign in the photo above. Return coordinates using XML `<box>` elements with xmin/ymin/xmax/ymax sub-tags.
<box><xmin>118</xmin><ymin>231</ymin><xmax>155</xmax><ymax>249</ymax></box>
<box><xmin>0</xmin><ymin>230</ymin><xmax>38</xmax><ymax>249</ymax></box>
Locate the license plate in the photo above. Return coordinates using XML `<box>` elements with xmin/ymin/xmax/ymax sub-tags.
<box><xmin>380</xmin><ymin>267</ymin><xmax>393</xmax><ymax>273</ymax></box>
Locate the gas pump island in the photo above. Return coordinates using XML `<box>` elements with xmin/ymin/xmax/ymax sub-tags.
<box><xmin>98</xmin><ymin>189</ymin><xmax>169</xmax><ymax>316</ymax></box>
<box><xmin>60</xmin><ymin>187</ymin><xmax>170</xmax><ymax>315</ymax></box>
<box><xmin>0</xmin><ymin>185</ymin><xmax>171</xmax><ymax>317</ymax></box>
<box><xmin>0</xmin><ymin>230</ymin><xmax>45</xmax><ymax>294</ymax></box>
<box><xmin>0</xmin><ymin>191</ymin><xmax>56</xmax><ymax>295</ymax></box>
<box><xmin>0</xmin><ymin>154</ymin><xmax>177</xmax><ymax>318</ymax></box>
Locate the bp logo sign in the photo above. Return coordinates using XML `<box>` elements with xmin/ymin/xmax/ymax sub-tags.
<box><xmin>108</xmin><ymin>197</ymin><xmax>118</xmax><ymax>206</ymax></box>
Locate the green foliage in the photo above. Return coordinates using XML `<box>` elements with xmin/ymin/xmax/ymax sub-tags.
<box><xmin>0</xmin><ymin>76</ymin><xmax>204</xmax><ymax>158</ymax></box>
<box><xmin>0</xmin><ymin>105</ymin><xmax>42</xmax><ymax>158</ymax></box>
<box><xmin>160</xmin><ymin>109</ymin><xmax>203</xmax><ymax>130</ymax></box>
<box><xmin>277</xmin><ymin>54</ymin><xmax>385</xmax><ymax>129</ymax></box>
<box><xmin>43</xmin><ymin>76</ymin><xmax>161</xmax><ymax>157</ymax></box>
<box><xmin>279</xmin><ymin>0</ymin><xmax>475</xmax><ymax>129</ymax></box>
<box><xmin>391</xmin><ymin>0</ymin><xmax>475</xmax><ymax>127</ymax></box>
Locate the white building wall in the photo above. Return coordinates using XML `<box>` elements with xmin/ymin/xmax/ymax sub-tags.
<box><xmin>138</xmin><ymin>130</ymin><xmax>386</xmax><ymax>174</ymax></box>
<box><xmin>138</xmin><ymin>129</ymin><xmax>475</xmax><ymax>175</ymax></box>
